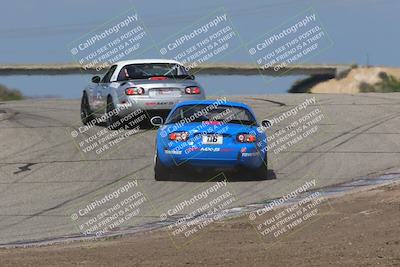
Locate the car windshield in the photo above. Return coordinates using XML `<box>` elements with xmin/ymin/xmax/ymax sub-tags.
<box><xmin>166</xmin><ymin>104</ymin><xmax>256</xmax><ymax>125</ymax></box>
<box><xmin>117</xmin><ymin>63</ymin><xmax>191</xmax><ymax>81</ymax></box>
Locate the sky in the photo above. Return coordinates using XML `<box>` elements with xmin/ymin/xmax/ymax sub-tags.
<box><xmin>0</xmin><ymin>0</ymin><xmax>399</xmax><ymax>98</ymax></box>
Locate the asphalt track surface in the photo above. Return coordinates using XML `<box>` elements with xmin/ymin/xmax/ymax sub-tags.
<box><xmin>0</xmin><ymin>93</ymin><xmax>399</xmax><ymax>245</ymax></box>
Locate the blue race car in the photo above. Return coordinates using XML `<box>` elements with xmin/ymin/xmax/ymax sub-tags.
<box><xmin>151</xmin><ymin>100</ymin><xmax>270</xmax><ymax>180</ymax></box>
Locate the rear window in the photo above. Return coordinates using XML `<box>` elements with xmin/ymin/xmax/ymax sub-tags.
<box><xmin>166</xmin><ymin>104</ymin><xmax>256</xmax><ymax>125</ymax></box>
<box><xmin>117</xmin><ymin>63</ymin><xmax>191</xmax><ymax>81</ymax></box>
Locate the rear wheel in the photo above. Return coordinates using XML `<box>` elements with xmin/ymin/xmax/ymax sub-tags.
<box><xmin>254</xmin><ymin>153</ymin><xmax>268</xmax><ymax>180</ymax></box>
<box><xmin>154</xmin><ymin>150</ymin><xmax>170</xmax><ymax>181</ymax></box>
<box><xmin>139</xmin><ymin>112</ymin><xmax>152</xmax><ymax>129</ymax></box>
<box><xmin>106</xmin><ymin>97</ymin><xmax>119</xmax><ymax>129</ymax></box>
<box><xmin>81</xmin><ymin>93</ymin><xmax>94</xmax><ymax>125</ymax></box>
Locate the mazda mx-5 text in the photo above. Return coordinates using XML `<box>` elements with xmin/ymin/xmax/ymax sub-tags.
<box><xmin>152</xmin><ymin>100</ymin><xmax>270</xmax><ymax>180</ymax></box>
<box><xmin>80</xmin><ymin>59</ymin><xmax>205</xmax><ymax>128</ymax></box>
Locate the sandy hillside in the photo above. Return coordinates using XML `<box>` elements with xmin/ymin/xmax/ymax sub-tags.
<box><xmin>311</xmin><ymin>67</ymin><xmax>400</xmax><ymax>93</ymax></box>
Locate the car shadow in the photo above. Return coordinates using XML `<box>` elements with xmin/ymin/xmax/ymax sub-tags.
<box><xmin>95</xmin><ymin>120</ymin><xmax>155</xmax><ymax>130</ymax></box>
<box><xmin>165</xmin><ymin>169</ymin><xmax>277</xmax><ymax>182</ymax></box>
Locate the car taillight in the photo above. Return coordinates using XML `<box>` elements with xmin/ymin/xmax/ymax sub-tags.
<box><xmin>149</xmin><ymin>76</ymin><xmax>168</xmax><ymax>80</ymax></box>
<box><xmin>237</xmin><ymin>133</ymin><xmax>256</xmax><ymax>143</ymax></box>
<box><xmin>125</xmin><ymin>87</ymin><xmax>144</xmax><ymax>95</ymax></box>
<box><xmin>169</xmin><ymin>132</ymin><xmax>189</xmax><ymax>141</ymax></box>
<box><xmin>185</xmin><ymin>86</ymin><xmax>201</xmax><ymax>94</ymax></box>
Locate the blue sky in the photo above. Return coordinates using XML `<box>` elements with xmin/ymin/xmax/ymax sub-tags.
<box><xmin>1</xmin><ymin>0</ymin><xmax>399</xmax><ymax>97</ymax></box>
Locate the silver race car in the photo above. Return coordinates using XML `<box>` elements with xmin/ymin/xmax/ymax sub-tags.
<box><xmin>81</xmin><ymin>59</ymin><xmax>205</xmax><ymax>127</ymax></box>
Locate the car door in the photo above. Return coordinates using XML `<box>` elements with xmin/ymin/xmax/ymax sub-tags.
<box><xmin>95</xmin><ymin>65</ymin><xmax>117</xmax><ymax>111</ymax></box>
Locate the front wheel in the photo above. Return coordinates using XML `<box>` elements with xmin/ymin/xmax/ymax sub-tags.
<box><xmin>81</xmin><ymin>93</ymin><xmax>94</xmax><ymax>125</ymax></box>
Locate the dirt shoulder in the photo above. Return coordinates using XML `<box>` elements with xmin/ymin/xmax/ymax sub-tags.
<box><xmin>1</xmin><ymin>183</ymin><xmax>399</xmax><ymax>267</ymax></box>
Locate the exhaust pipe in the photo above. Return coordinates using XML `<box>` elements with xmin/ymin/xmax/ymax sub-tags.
<box><xmin>150</xmin><ymin>116</ymin><xmax>164</xmax><ymax>127</ymax></box>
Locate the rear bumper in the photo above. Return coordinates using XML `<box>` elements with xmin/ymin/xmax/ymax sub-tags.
<box><xmin>116</xmin><ymin>95</ymin><xmax>205</xmax><ymax>114</ymax></box>
<box><xmin>159</xmin><ymin>146</ymin><xmax>266</xmax><ymax>169</ymax></box>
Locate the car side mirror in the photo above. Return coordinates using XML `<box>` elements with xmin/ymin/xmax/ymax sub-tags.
<box><xmin>150</xmin><ymin>116</ymin><xmax>164</xmax><ymax>127</ymax></box>
<box><xmin>261</xmin><ymin>119</ymin><xmax>272</xmax><ymax>128</ymax></box>
<box><xmin>91</xmin><ymin>76</ymin><xmax>101</xmax><ymax>83</ymax></box>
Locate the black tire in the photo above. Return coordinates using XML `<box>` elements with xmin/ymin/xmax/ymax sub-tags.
<box><xmin>139</xmin><ymin>112</ymin><xmax>152</xmax><ymax>129</ymax></box>
<box><xmin>254</xmin><ymin>153</ymin><xmax>268</xmax><ymax>180</ymax></box>
<box><xmin>106</xmin><ymin>97</ymin><xmax>120</xmax><ymax>129</ymax></box>
<box><xmin>154</xmin><ymin>151</ymin><xmax>170</xmax><ymax>181</ymax></box>
<box><xmin>81</xmin><ymin>93</ymin><xmax>94</xmax><ymax>125</ymax></box>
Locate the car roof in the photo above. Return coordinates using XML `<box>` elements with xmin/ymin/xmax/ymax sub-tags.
<box><xmin>175</xmin><ymin>100</ymin><xmax>250</xmax><ymax>109</ymax></box>
<box><xmin>116</xmin><ymin>59</ymin><xmax>182</xmax><ymax>66</ymax></box>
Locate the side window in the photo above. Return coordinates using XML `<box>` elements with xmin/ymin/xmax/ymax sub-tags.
<box><xmin>101</xmin><ymin>65</ymin><xmax>117</xmax><ymax>83</ymax></box>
